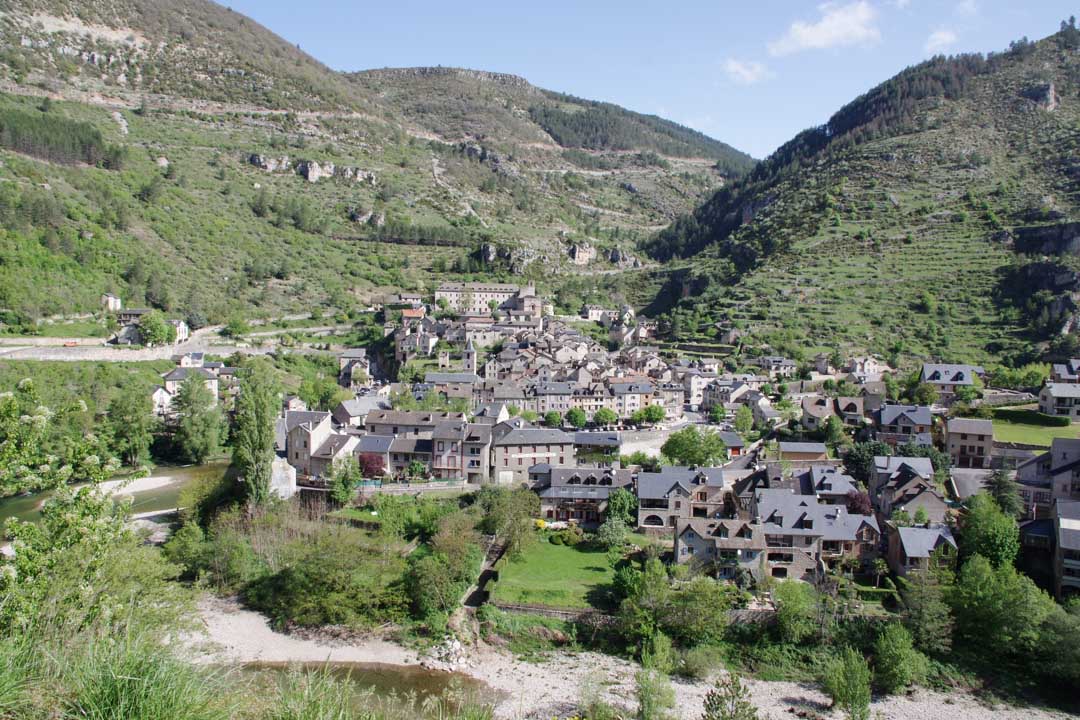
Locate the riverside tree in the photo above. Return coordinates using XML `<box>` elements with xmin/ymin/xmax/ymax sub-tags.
<box><xmin>231</xmin><ymin>361</ymin><xmax>279</xmax><ymax>505</ymax></box>
<box><xmin>822</xmin><ymin>647</ymin><xmax>871</xmax><ymax>720</ymax></box>
<box><xmin>106</xmin><ymin>384</ymin><xmax>155</xmax><ymax>467</ymax></box>
<box><xmin>173</xmin><ymin>374</ymin><xmax>224</xmax><ymax>465</ymax></box>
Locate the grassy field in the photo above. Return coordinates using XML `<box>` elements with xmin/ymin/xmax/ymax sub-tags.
<box><xmin>491</xmin><ymin>539</ymin><xmax>614</xmax><ymax>610</ymax></box>
<box><xmin>992</xmin><ymin>409</ymin><xmax>1080</xmax><ymax>446</ymax></box>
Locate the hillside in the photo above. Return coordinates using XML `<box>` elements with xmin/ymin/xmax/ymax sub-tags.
<box><xmin>0</xmin><ymin>1</ymin><xmax>751</xmax><ymax>330</ymax></box>
<box><xmin>641</xmin><ymin>26</ymin><xmax>1080</xmax><ymax>367</ymax></box>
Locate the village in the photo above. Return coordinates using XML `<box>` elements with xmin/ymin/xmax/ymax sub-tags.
<box><xmin>126</xmin><ymin>280</ymin><xmax>1080</xmax><ymax>606</ymax></box>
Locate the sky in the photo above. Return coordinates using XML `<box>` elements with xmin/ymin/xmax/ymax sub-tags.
<box><xmin>224</xmin><ymin>1</ymin><xmax>1076</xmax><ymax>158</ymax></box>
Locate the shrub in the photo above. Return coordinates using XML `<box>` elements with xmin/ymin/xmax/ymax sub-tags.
<box><xmin>679</xmin><ymin>644</ymin><xmax>726</xmax><ymax>680</ymax></box>
<box><xmin>872</xmin><ymin>623</ymin><xmax>927</xmax><ymax>694</ymax></box>
<box><xmin>822</xmin><ymin>647</ymin><xmax>871</xmax><ymax>720</ymax></box>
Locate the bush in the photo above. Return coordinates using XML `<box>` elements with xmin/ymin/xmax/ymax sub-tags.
<box><xmin>679</xmin><ymin>644</ymin><xmax>726</xmax><ymax>680</ymax></box>
<box><xmin>822</xmin><ymin>647</ymin><xmax>871</xmax><ymax>720</ymax></box>
<box><xmin>992</xmin><ymin>408</ymin><xmax>1070</xmax><ymax>427</ymax></box>
<box><xmin>873</xmin><ymin>623</ymin><xmax>927</xmax><ymax>694</ymax></box>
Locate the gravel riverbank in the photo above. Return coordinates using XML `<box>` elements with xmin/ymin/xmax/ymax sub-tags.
<box><xmin>193</xmin><ymin>598</ymin><xmax>1074</xmax><ymax>720</ymax></box>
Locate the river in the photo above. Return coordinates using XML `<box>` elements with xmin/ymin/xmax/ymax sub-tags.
<box><xmin>0</xmin><ymin>462</ymin><xmax>228</xmax><ymax>524</ymax></box>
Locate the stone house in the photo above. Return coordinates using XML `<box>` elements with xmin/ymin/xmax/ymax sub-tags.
<box><xmin>1039</xmin><ymin>383</ymin><xmax>1080</xmax><ymax>418</ymax></box>
<box><xmin>674</xmin><ymin>518</ymin><xmax>765</xmax><ymax>580</ymax></box>
<box><xmin>536</xmin><ymin>467</ymin><xmax>634</xmax><ymax>526</ymax></box>
<box><xmin>945</xmin><ymin>417</ymin><xmax>993</xmax><ymax>469</ymax></box>
<box><xmin>885</xmin><ymin>524</ymin><xmax>956</xmax><ymax>577</ymax></box>
<box><xmin>491</xmin><ymin>427</ymin><xmax>575</xmax><ymax>484</ymax></box>
<box><xmin>875</xmin><ymin>405</ymin><xmax>933</xmax><ymax>447</ymax></box>
<box><xmin>920</xmin><ymin>363</ymin><xmax>984</xmax><ymax>404</ymax></box>
<box><xmin>637</xmin><ymin>466</ymin><xmax>730</xmax><ymax>532</ymax></box>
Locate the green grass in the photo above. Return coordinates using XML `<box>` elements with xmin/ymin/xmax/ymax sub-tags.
<box><xmin>490</xmin><ymin>540</ymin><xmax>614</xmax><ymax>610</ymax></box>
<box><xmin>992</xmin><ymin>411</ymin><xmax>1080</xmax><ymax>446</ymax></box>
<box><xmin>32</xmin><ymin>321</ymin><xmax>109</xmax><ymax>338</ymax></box>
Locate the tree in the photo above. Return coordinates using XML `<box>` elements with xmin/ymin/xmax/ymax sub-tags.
<box><xmin>901</xmin><ymin>568</ymin><xmax>954</xmax><ymax>655</ymax></box>
<box><xmin>709</xmin><ymin>405</ymin><xmax>727</xmax><ymax>424</ymax></box>
<box><xmin>701</xmin><ymin>673</ymin><xmax>760</xmax><ymax>720</ymax></box>
<box><xmin>608</xmin><ymin>487</ymin><xmax>638</xmax><ymax>526</ymax></box>
<box><xmin>642</xmin><ymin>404</ymin><xmax>666</xmax><ymax>424</ymax></box>
<box><xmin>950</xmin><ymin>554</ymin><xmax>1056</xmax><ymax>657</ymax></box>
<box><xmin>846</xmin><ymin>490</ymin><xmax>872</xmax><ymax>516</ymax></box>
<box><xmin>594</xmin><ymin>408</ymin><xmax>619</xmax><ymax>427</ymax></box>
<box><xmin>661</xmin><ymin>426</ymin><xmax>726</xmax><ymax>467</ymax></box>
<box><xmin>328</xmin><ymin>459</ymin><xmax>362</xmax><ymax>506</ymax></box>
<box><xmin>477</xmin><ymin>486</ymin><xmax>540</xmax><ymax>558</ymax></box>
<box><xmin>911</xmin><ymin>383</ymin><xmax>938</xmax><ymax>406</ymax></box>
<box><xmin>407</xmin><ymin>459</ymin><xmax>427</xmax><ymax>480</ymax></box>
<box><xmin>231</xmin><ymin>362</ymin><xmax>278</xmax><ymax>505</ymax></box>
<box><xmin>734</xmin><ymin>406</ymin><xmax>753</xmax><ymax>435</ymax></box>
<box><xmin>987</xmin><ymin>467</ymin><xmax>1023</xmax><ymax>518</ymax></box>
<box><xmin>872</xmin><ymin>558</ymin><xmax>889</xmax><ymax>588</ymax></box>
<box><xmin>566</xmin><ymin>407</ymin><xmax>587</xmax><ymax>428</ymax></box>
<box><xmin>137</xmin><ymin>310</ymin><xmax>176</xmax><ymax>347</ymax></box>
<box><xmin>173</xmin><ymin>375</ymin><xmax>223</xmax><ymax>465</ymax></box>
<box><xmin>890</xmin><ymin>509</ymin><xmax>912</xmax><ymax>527</ymax></box>
<box><xmin>106</xmin><ymin>385</ymin><xmax>154</xmax><ymax>467</ymax></box>
<box><xmin>596</xmin><ymin>516</ymin><xmax>628</xmax><ymax>550</ymax></box>
<box><xmin>635</xmin><ymin>666</ymin><xmax>675</xmax><ymax>720</ymax></box>
<box><xmin>358</xmin><ymin>453</ymin><xmax>385</xmax><ymax>479</ymax></box>
<box><xmin>221</xmin><ymin>315</ymin><xmax>249</xmax><ymax>339</ymax></box>
<box><xmin>544</xmin><ymin>410</ymin><xmax>562</xmax><ymax>428</ymax></box>
<box><xmin>822</xmin><ymin>647</ymin><xmax>871</xmax><ymax>720</ymax></box>
<box><xmin>843</xmin><ymin>441</ymin><xmax>891</xmax><ymax>484</ymax></box>
<box><xmin>773</xmin><ymin>580</ymin><xmax>817</xmax><ymax>644</ymax></box>
<box><xmin>913</xmin><ymin>506</ymin><xmax>929</xmax><ymax>525</ymax></box>
<box><xmin>824</xmin><ymin>415</ymin><xmax>846</xmax><ymax>446</ymax></box>
<box><xmin>959</xmin><ymin>493</ymin><xmax>1019</xmax><ymax>568</ymax></box>
<box><xmin>873</xmin><ymin>623</ymin><xmax>927</xmax><ymax>694</ymax></box>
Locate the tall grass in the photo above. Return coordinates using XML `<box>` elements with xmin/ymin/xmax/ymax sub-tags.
<box><xmin>59</xmin><ymin>634</ymin><xmax>233</xmax><ymax>720</ymax></box>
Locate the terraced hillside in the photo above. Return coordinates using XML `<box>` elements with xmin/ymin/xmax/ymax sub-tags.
<box><xmin>642</xmin><ymin>28</ymin><xmax>1080</xmax><ymax>367</ymax></box>
<box><xmin>0</xmin><ymin>1</ymin><xmax>752</xmax><ymax>329</ymax></box>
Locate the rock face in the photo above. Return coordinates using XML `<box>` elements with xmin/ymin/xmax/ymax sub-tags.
<box><xmin>569</xmin><ymin>243</ymin><xmax>595</xmax><ymax>265</ymax></box>
<box><xmin>1013</xmin><ymin>222</ymin><xmax>1080</xmax><ymax>255</ymax></box>
<box><xmin>609</xmin><ymin>247</ymin><xmax>641</xmax><ymax>268</ymax></box>
<box><xmin>1024</xmin><ymin>81</ymin><xmax>1059</xmax><ymax>111</ymax></box>
<box><xmin>248</xmin><ymin>154</ymin><xmax>375</xmax><ymax>184</ymax></box>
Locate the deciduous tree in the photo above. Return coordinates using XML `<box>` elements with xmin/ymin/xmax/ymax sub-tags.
<box><xmin>173</xmin><ymin>375</ymin><xmax>223</xmax><ymax>465</ymax></box>
<box><xmin>231</xmin><ymin>361</ymin><xmax>279</xmax><ymax>505</ymax></box>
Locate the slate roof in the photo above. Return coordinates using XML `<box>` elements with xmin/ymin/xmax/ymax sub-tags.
<box><xmin>574</xmin><ymin>431</ymin><xmax>621</xmax><ymax>447</ymax></box>
<box><xmin>755</xmin><ymin>488</ymin><xmax>878</xmax><ymax>541</ymax></box>
<box><xmin>424</xmin><ymin>372</ymin><xmax>480</xmax><ymax>384</ymax></box>
<box><xmin>949</xmin><ymin>468</ymin><xmax>993</xmax><ymax>501</ymax></box>
<box><xmin>719</xmin><ymin>431</ymin><xmax>745</xmax><ymax>448</ymax></box>
<box><xmin>946</xmin><ymin>417</ymin><xmax>994</xmax><ymax>435</ymax></box>
<box><xmin>778</xmin><ymin>441</ymin><xmax>828</xmax><ymax>454</ymax></box>
<box><xmin>896</xmin><ymin>525</ymin><xmax>956</xmax><ymax>558</ymax></box>
<box><xmin>1043</xmin><ymin>383</ymin><xmax>1080</xmax><ymax>398</ymax></box>
<box><xmin>162</xmin><ymin>366</ymin><xmax>216</xmax><ymax>382</ymax></box>
<box><xmin>808</xmin><ymin>466</ymin><xmax>858</xmax><ymax>497</ymax></box>
<box><xmin>921</xmin><ymin>363</ymin><xmax>984</xmax><ymax>386</ymax></box>
<box><xmin>355</xmin><ymin>435</ymin><xmax>394</xmax><ymax>454</ymax></box>
<box><xmin>878</xmin><ymin>404</ymin><xmax>932</xmax><ymax>426</ymax></box>
<box><xmin>494</xmin><ymin>427</ymin><xmax>575</xmax><ymax>446</ymax></box>
<box><xmin>1057</xmin><ymin>500</ymin><xmax>1080</xmax><ymax>551</ymax></box>
<box><xmin>637</xmin><ymin>466</ymin><xmax>726</xmax><ymax>499</ymax></box>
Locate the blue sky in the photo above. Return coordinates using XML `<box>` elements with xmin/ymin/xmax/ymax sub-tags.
<box><xmin>225</xmin><ymin>1</ymin><xmax>1075</xmax><ymax>158</ymax></box>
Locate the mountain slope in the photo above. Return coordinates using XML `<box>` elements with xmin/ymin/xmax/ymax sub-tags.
<box><xmin>642</xmin><ymin>28</ymin><xmax>1080</xmax><ymax>366</ymax></box>
<box><xmin>0</xmin><ymin>0</ymin><xmax>752</xmax><ymax>329</ymax></box>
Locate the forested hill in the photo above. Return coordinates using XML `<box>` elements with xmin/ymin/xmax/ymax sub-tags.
<box><xmin>349</xmin><ymin>68</ymin><xmax>756</xmax><ymax>173</ymax></box>
<box><xmin>640</xmin><ymin>23</ymin><xmax>1080</xmax><ymax>367</ymax></box>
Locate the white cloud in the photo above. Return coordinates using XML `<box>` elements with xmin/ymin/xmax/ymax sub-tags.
<box><xmin>722</xmin><ymin>58</ymin><xmax>772</xmax><ymax>85</ymax></box>
<box><xmin>925</xmin><ymin>28</ymin><xmax>958</xmax><ymax>54</ymax></box>
<box><xmin>955</xmin><ymin>0</ymin><xmax>977</xmax><ymax>16</ymax></box>
<box><xmin>768</xmin><ymin>1</ymin><xmax>881</xmax><ymax>56</ymax></box>
<box><xmin>892</xmin><ymin>0</ymin><xmax>911</xmax><ymax>8</ymax></box>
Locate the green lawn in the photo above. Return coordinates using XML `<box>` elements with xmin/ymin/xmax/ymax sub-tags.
<box><xmin>491</xmin><ymin>539</ymin><xmax>614</xmax><ymax>610</ymax></box>
<box><xmin>28</xmin><ymin>321</ymin><xmax>108</xmax><ymax>338</ymax></box>
<box><xmin>992</xmin><ymin>410</ymin><xmax>1080</xmax><ymax>446</ymax></box>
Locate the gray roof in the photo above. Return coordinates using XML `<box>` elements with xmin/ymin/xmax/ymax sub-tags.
<box><xmin>874</xmin><ymin>456</ymin><xmax>935</xmax><ymax>480</ymax></box>
<box><xmin>610</xmin><ymin>382</ymin><xmax>654</xmax><ymax>394</ymax></box>
<box><xmin>718</xmin><ymin>431</ymin><xmax>745</xmax><ymax>448</ymax></box>
<box><xmin>1044</xmin><ymin>383</ymin><xmax>1080</xmax><ymax>398</ymax></box>
<box><xmin>896</xmin><ymin>525</ymin><xmax>956</xmax><ymax>558</ymax></box>
<box><xmin>808</xmin><ymin>466</ymin><xmax>858</xmax><ymax>497</ymax></box>
<box><xmin>946</xmin><ymin>417</ymin><xmax>993</xmax><ymax>435</ymax></box>
<box><xmin>949</xmin><ymin>468</ymin><xmax>992</xmax><ymax>500</ymax></box>
<box><xmin>574</xmin><ymin>431</ymin><xmax>621</xmax><ymax>447</ymax></box>
<box><xmin>424</xmin><ymin>372</ymin><xmax>480</xmax><ymax>384</ymax></box>
<box><xmin>921</xmin><ymin>364</ymin><xmax>984</xmax><ymax>386</ymax></box>
<box><xmin>340</xmin><ymin>348</ymin><xmax>368</xmax><ymax>359</ymax></box>
<box><xmin>162</xmin><ymin>366</ymin><xmax>216</xmax><ymax>382</ymax></box>
<box><xmin>755</xmin><ymin>488</ymin><xmax>878</xmax><ymax>541</ymax></box>
<box><xmin>778</xmin><ymin>441</ymin><xmax>828</xmax><ymax>454</ymax></box>
<box><xmin>355</xmin><ymin>435</ymin><xmax>394</xmax><ymax>454</ymax></box>
<box><xmin>335</xmin><ymin>397</ymin><xmax>389</xmax><ymax>417</ymax></box>
<box><xmin>1057</xmin><ymin>500</ymin><xmax>1080</xmax><ymax>551</ymax></box>
<box><xmin>637</xmin><ymin>466</ymin><xmax>726</xmax><ymax>500</ymax></box>
<box><xmin>495</xmin><ymin>427</ymin><xmax>575</xmax><ymax>446</ymax></box>
<box><xmin>879</xmin><ymin>404</ymin><xmax>932</xmax><ymax>426</ymax></box>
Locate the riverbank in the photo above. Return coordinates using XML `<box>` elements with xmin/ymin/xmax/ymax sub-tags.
<box><xmin>194</xmin><ymin>597</ymin><xmax>1071</xmax><ymax>720</ymax></box>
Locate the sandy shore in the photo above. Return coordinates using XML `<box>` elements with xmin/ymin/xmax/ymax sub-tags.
<box><xmin>97</xmin><ymin>473</ymin><xmax>178</xmax><ymax>496</ymax></box>
<box><xmin>194</xmin><ymin>598</ymin><xmax>1074</xmax><ymax>720</ymax></box>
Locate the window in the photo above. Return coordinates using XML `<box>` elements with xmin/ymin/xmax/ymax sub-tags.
<box><xmin>438</xmin><ymin>442</ymin><xmax>445</xmax><ymax>452</ymax></box>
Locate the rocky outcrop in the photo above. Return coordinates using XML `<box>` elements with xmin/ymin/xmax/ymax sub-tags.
<box><xmin>1013</xmin><ymin>222</ymin><xmax>1080</xmax><ymax>255</ymax></box>
<box><xmin>1023</xmin><ymin>81</ymin><xmax>1059</xmax><ymax>111</ymax></box>
<box><xmin>459</xmin><ymin>142</ymin><xmax>518</xmax><ymax>177</ymax></box>
<box><xmin>569</xmin><ymin>243</ymin><xmax>595</xmax><ymax>265</ymax></box>
<box><xmin>248</xmin><ymin>154</ymin><xmax>375</xmax><ymax>184</ymax></box>
<box><xmin>248</xmin><ymin>154</ymin><xmax>292</xmax><ymax>172</ymax></box>
<box><xmin>609</xmin><ymin>247</ymin><xmax>641</xmax><ymax>268</ymax></box>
